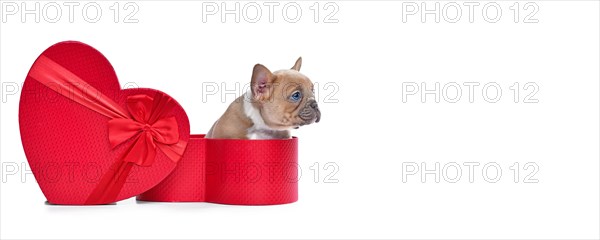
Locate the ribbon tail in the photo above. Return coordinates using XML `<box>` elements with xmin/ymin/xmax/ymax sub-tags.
<box><xmin>85</xmin><ymin>161</ymin><xmax>133</xmax><ymax>205</ymax></box>
<box><xmin>122</xmin><ymin>132</ymin><xmax>157</xmax><ymax>167</ymax></box>
<box><xmin>85</xmin><ymin>133</ymin><xmax>154</xmax><ymax>204</ymax></box>
<box><xmin>85</xmin><ymin>139</ymin><xmax>185</xmax><ymax>204</ymax></box>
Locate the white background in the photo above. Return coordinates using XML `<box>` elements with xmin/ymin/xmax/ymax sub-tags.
<box><xmin>1</xmin><ymin>1</ymin><xmax>599</xmax><ymax>239</ymax></box>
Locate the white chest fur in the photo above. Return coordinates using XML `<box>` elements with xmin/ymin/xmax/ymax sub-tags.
<box><xmin>243</xmin><ymin>91</ymin><xmax>290</xmax><ymax>139</ymax></box>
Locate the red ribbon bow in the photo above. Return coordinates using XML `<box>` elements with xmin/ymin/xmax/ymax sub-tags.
<box><xmin>108</xmin><ymin>95</ymin><xmax>180</xmax><ymax>167</ymax></box>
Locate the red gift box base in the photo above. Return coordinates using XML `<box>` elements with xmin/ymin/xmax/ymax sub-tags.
<box><xmin>137</xmin><ymin>135</ymin><xmax>299</xmax><ymax>205</ymax></box>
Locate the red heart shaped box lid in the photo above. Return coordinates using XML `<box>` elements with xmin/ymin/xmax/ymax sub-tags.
<box><xmin>19</xmin><ymin>41</ymin><xmax>190</xmax><ymax>205</ymax></box>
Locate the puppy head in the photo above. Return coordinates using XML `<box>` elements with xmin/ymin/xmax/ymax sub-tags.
<box><xmin>250</xmin><ymin>57</ymin><xmax>321</xmax><ymax>130</ymax></box>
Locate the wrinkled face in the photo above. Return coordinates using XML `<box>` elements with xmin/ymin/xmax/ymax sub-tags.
<box><xmin>260</xmin><ymin>70</ymin><xmax>321</xmax><ymax>130</ymax></box>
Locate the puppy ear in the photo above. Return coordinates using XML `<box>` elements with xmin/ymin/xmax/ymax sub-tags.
<box><xmin>291</xmin><ymin>57</ymin><xmax>302</xmax><ymax>71</ymax></box>
<box><xmin>251</xmin><ymin>64</ymin><xmax>274</xmax><ymax>100</ymax></box>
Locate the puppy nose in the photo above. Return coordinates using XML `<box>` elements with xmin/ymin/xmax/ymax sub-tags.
<box><xmin>309</xmin><ymin>101</ymin><xmax>318</xmax><ymax>109</ymax></box>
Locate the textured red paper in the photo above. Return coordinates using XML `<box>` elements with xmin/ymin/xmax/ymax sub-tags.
<box><xmin>19</xmin><ymin>41</ymin><xmax>190</xmax><ymax>204</ymax></box>
<box><xmin>137</xmin><ymin>135</ymin><xmax>299</xmax><ymax>205</ymax></box>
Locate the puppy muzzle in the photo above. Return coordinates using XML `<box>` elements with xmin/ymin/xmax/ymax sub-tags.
<box><xmin>299</xmin><ymin>100</ymin><xmax>321</xmax><ymax>124</ymax></box>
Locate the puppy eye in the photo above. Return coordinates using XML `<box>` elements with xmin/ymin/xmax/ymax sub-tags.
<box><xmin>290</xmin><ymin>91</ymin><xmax>302</xmax><ymax>102</ymax></box>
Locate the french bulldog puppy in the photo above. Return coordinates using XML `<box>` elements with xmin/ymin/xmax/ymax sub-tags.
<box><xmin>206</xmin><ymin>57</ymin><xmax>320</xmax><ymax>139</ymax></box>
